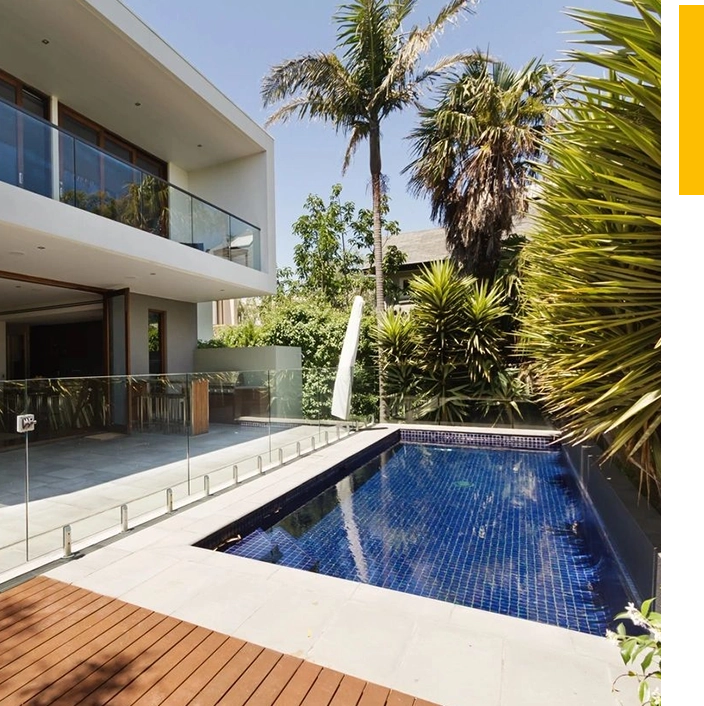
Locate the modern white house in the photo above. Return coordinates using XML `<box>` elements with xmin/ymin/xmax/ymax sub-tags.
<box><xmin>0</xmin><ymin>0</ymin><xmax>276</xmax><ymax>386</ymax></box>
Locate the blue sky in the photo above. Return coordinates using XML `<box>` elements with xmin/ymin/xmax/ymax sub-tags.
<box><xmin>121</xmin><ymin>0</ymin><xmax>620</xmax><ymax>267</ymax></box>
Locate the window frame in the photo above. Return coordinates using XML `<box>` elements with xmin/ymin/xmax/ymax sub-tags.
<box><xmin>0</xmin><ymin>68</ymin><xmax>50</xmax><ymax>117</ymax></box>
<box><xmin>58</xmin><ymin>103</ymin><xmax>167</xmax><ymax>179</ymax></box>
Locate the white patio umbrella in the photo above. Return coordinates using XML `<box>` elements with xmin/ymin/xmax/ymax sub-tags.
<box><xmin>331</xmin><ymin>295</ymin><xmax>364</xmax><ymax>420</ymax></box>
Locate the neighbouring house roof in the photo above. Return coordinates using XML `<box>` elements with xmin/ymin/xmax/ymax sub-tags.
<box><xmin>383</xmin><ymin>215</ymin><xmax>536</xmax><ymax>268</ymax></box>
<box><xmin>382</xmin><ymin>228</ymin><xmax>449</xmax><ymax>266</ymax></box>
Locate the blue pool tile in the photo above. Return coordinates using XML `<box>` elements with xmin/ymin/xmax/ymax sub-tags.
<box><xmin>223</xmin><ymin>440</ymin><xmax>627</xmax><ymax>636</ymax></box>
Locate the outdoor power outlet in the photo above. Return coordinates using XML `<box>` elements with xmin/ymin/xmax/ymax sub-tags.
<box><xmin>16</xmin><ymin>414</ymin><xmax>36</xmax><ymax>433</ymax></box>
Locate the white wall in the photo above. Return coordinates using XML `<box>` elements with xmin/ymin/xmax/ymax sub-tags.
<box><xmin>188</xmin><ymin>151</ymin><xmax>276</xmax><ymax>280</ymax></box>
<box><xmin>196</xmin><ymin>302</ymin><xmax>213</xmax><ymax>342</ymax></box>
<box><xmin>0</xmin><ymin>321</ymin><xmax>6</xmax><ymax>380</ymax></box>
<box><xmin>129</xmin><ymin>294</ymin><xmax>197</xmax><ymax>374</ymax></box>
<box><xmin>193</xmin><ymin>346</ymin><xmax>302</xmax><ymax>419</ymax></box>
<box><xmin>193</xmin><ymin>346</ymin><xmax>301</xmax><ymax>374</ymax></box>
<box><xmin>0</xmin><ymin>182</ymin><xmax>272</xmax><ymax>301</ymax></box>
<box><xmin>168</xmin><ymin>163</ymin><xmax>189</xmax><ymax>191</ymax></box>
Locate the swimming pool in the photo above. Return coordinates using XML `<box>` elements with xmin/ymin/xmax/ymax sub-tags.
<box><xmin>209</xmin><ymin>437</ymin><xmax>629</xmax><ymax>636</ymax></box>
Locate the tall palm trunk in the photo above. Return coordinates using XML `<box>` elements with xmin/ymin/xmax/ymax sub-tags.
<box><xmin>369</xmin><ymin>123</ymin><xmax>386</xmax><ymax>421</ymax></box>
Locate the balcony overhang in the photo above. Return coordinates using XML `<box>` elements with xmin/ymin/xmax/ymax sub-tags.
<box><xmin>0</xmin><ymin>0</ymin><xmax>272</xmax><ymax>171</ymax></box>
<box><xmin>0</xmin><ymin>183</ymin><xmax>274</xmax><ymax>304</ymax></box>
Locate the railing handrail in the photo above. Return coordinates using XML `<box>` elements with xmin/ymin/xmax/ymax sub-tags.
<box><xmin>0</xmin><ymin>96</ymin><xmax>260</xmax><ymax>233</ymax></box>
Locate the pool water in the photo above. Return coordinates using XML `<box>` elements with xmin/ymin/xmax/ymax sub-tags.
<box><xmin>222</xmin><ymin>442</ymin><xmax>628</xmax><ymax>635</ymax></box>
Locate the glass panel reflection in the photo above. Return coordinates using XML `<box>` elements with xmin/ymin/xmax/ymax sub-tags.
<box><xmin>0</xmin><ymin>99</ymin><xmax>263</xmax><ymax>271</ymax></box>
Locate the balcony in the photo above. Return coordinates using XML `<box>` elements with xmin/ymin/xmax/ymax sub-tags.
<box><xmin>0</xmin><ymin>99</ymin><xmax>261</xmax><ymax>270</ymax></box>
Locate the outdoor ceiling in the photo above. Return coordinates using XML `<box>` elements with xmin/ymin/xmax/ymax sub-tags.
<box><xmin>0</xmin><ymin>277</ymin><xmax>103</xmax><ymax>324</ymax></box>
<box><xmin>0</xmin><ymin>0</ymin><xmax>267</xmax><ymax>171</ymax></box>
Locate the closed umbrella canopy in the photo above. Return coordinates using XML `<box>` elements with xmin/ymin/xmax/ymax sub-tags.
<box><xmin>331</xmin><ymin>296</ymin><xmax>364</xmax><ymax>420</ymax></box>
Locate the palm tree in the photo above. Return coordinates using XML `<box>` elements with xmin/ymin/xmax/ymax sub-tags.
<box><xmin>261</xmin><ymin>0</ymin><xmax>474</xmax><ymax>420</ymax></box>
<box><xmin>519</xmin><ymin>0</ymin><xmax>661</xmax><ymax>494</ymax></box>
<box><xmin>405</xmin><ymin>54</ymin><xmax>561</xmax><ymax>280</ymax></box>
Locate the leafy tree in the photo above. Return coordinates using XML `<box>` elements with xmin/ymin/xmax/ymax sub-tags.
<box><xmin>289</xmin><ymin>184</ymin><xmax>403</xmax><ymax>307</ymax></box>
<box><xmin>261</xmin><ymin>0</ymin><xmax>475</xmax><ymax>418</ymax></box>
<box><xmin>292</xmin><ymin>184</ymin><xmax>363</xmax><ymax>306</ymax></box>
<box><xmin>405</xmin><ymin>53</ymin><xmax>561</xmax><ymax>279</ymax></box>
<box><xmin>210</xmin><ymin>295</ymin><xmax>378</xmax><ymax>419</ymax></box>
<box><xmin>518</xmin><ymin>0</ymin><xmax>661</xmax><ymax>493</ymax></box>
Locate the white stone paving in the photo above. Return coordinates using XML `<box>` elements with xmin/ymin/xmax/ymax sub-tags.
<box><xmin>40</xmin><ymin>425</ymin><xmax>639</xmax><ymax>706</ymax></box>
<box><xmin>0</xmin><ymin>422</ymin><xmax>337</xmax><ymax>573</ymax></box>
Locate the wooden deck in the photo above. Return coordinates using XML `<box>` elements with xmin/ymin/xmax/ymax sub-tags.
<box><xmin>0</xmin><ymin>576</ymin><xmax>437</xmax><ymax>706</ymax></box>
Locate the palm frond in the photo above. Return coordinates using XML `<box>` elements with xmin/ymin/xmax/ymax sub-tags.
<box><xmin>405</xmin><ymin>53</ymin><xmax>562</xmax><ymax>279</ymax></box>
<box><xmin>519</xmin><ymin>0</ymin><xmax>661</xmax><ymax>491</ymax></box>
<box><xmin>262</xmin><ymin>54</ymin><xmax>359</xmax><ymax>127</ymax></box>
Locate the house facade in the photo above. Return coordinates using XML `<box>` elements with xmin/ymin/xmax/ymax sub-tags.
<box><xmin>385</xmin><ymin>218</ymin><xmax>535</xmax><ymax>308</ymax></box>
<box><xmin>0</xmin><ymin>0</ymin><xmax>276</xmax><ymax>383</ymax></box>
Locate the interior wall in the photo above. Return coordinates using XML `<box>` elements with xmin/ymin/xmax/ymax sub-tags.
<box><xmin>29</xmin><ymin>320</ymin><xmax>104</xmax><ymax>378</ymax></box>
<box><xmin>129</xmin><ymin>293</ymin><xmax>197</xmax><ymax>375</ymax></box>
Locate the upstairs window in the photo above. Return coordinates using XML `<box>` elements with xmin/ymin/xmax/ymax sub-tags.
<box><xmin>58</xmin><ymin>105</ymin><xmax>166</xmax><ymax>179</ymax></box>
<box><xmin>0</xmin><ymin>69</ymin><xmax>51</xmax><ymax>196</ymax></box>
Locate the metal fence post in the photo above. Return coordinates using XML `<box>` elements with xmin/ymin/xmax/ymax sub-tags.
<box><xmin>63</xmin><ymin>525</ymin><xmax>72</xmax><ymax>557</ymax></box>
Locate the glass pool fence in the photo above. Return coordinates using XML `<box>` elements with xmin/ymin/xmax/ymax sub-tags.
<box><xmin>0</xmin><ymin>367</ymin><xmax>552</xmax><ymax>578</ymax></box>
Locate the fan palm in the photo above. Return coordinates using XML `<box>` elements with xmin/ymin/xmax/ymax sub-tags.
<box><xmin>519</xmin><ymin>0</ymin><xmax>661</xmax><ymax>492</ymax></box>
<box><xmin>405</xmin><ymin>54</ymin><xmax>561</xmax><ymax>279</ymax></box>
<box><xmin>261</xmin><ymin>0</ymin><xmax>475</xmax><ymax>419</ymax></box>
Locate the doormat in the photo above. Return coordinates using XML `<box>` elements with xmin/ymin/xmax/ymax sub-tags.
<box><xmin>85</xmin><ymin>432</ymin><xmax>126</xmax><ymax>441</ymax></box>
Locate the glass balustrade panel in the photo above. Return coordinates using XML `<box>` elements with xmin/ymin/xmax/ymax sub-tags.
<box><xmin>1</xmin><ymin>100</ymin><xmax>263</xmax><ymax>269</ymax></box>
<box><xmin>192</xmin><ymin>199</ymin><xmax>230</xmax><ymax>258</ymax></box>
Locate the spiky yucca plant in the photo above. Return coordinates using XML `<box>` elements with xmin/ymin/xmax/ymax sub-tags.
<box><xmin>378</xmin><ymin>260</ymin><xmax>518</xmax><ymax>422</ymax></box>
<box><xmin>519</xmin><ymin>0</ymin><xmax>661</xmax><ymax>492</ymax></box>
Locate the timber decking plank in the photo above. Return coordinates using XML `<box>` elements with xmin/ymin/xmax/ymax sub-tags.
<box><xmin>131</xmin><ymin>631</ymin><xmax>230</xmax><ymax>706</ymax></box>
<box><xmin>0</xmin><ymin>601</ymin><xmax>139</xmax><ymax>701</ymax></box>
<box><xmin>188</xmin><ymin>641</ymin><xmax>264</xmax><ymax>706</ymax></box>
<box><xmin>20</xmin><ymin>607</ymin><xmax>162</xmax><ymax>706</ymax></box>
<box><xmin>300</xmin><ymin>668</ymin><xmax>345</xmax><ymax>706</ymax></box>
<box><xmin>385</xmin><ymin>693</ymin><xmax>415</xmax><ymax>706</ymax></box>
<box><xmin>105</xmin><ymin>624</ymin><xmax>212</xmax><ymax>705</ymax></box>
<box><xmin>65</xmin><ymin>613</ymin><xmax>179</xmax><ymax>706</ymax></box>
<box><xmin>12</xmin><ymin>604</ymin><xmax>153</xmax><ymax>706</ymax></box>
<box><xmin>244</xmin><ymin>653</ymin><xmax>304</xmax><ymax>706</ymax></box>
<box><xmin>94</xmin><ymin>620</ymin><xmax>197</xmax><ymax>705</ymax></box>
<box><xmin>0</xmin><ymin>590</ymin><xmax>111</xmax><ymax>669</ymax></box>
<box><xmin>0</xmin><ymin>577</ymin><xmax>439</xmax><ymax>706</ymax></box>
<box><xmin>0</xmin><ymin>577</ymin><xmax>75</xmax><ymax>627</ymax></box>
<box><xmin>0</xmin><ymin>575</ymin><xmax>51</xmax><ymax>606</ymax></box>
<box><xmin>329</xmin><ymin>674</ymin><xmax>367</xmax><ymax>706</ymax></box>
<box><xmin>357</xmin><ymin>683</ymin><xmax>391</xmax><ymax>706</ymax></box>
<box><xmin>0</xmin><ymin>582</ymin><xmax>87</xmax><ymax>645</ymax></box>
<box><xmin>158</xmin><ymin>635</ymin><xmax>247</xmax><ymax>706</ymax></box>
<box><xmin>270</xmin><ymin>658</ymin><xmax>323</xmax><ymax>706</ymax></box>
<box><xmin>219</xmin><ymin>647</ymin><xmax>283</xmax><ymax>705</ymax></box>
